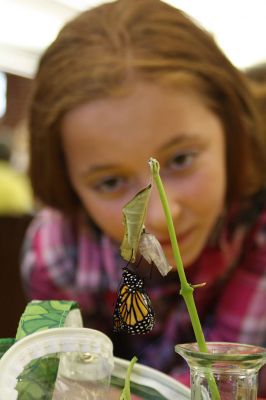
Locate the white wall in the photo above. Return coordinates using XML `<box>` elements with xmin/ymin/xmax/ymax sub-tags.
<box><xmin>0</xmin><ymin>0</ymin><xmax>265</xmax><ymax>78</ymax></box>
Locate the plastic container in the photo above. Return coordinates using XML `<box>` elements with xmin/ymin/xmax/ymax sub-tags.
<box><xmin>0</xmin><ymin>326</ymin><xmax>191</xmax><ymax>399</ymax></box>
<box><xmin>0</xmin><ymin>299</ymin><xmax>191</xmax><ymax>399</ymax></box>
<box><xmin>0</xmin><ymin>327</ymin><xmax>114</xmax><ymax>400</ymax></box>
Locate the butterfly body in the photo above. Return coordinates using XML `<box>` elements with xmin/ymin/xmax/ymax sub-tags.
<box><xmin>113</xmin><ymin>268</ymin><xmax>155</xmax><ymax>334</ymax></box>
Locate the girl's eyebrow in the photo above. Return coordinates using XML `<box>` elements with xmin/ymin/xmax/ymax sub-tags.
<box><xmin>81</xmin><ymin>164</ymin><xmax>120</xmax><ymax>178</ymax></box>
<box><xmin>82</xmin><ymin>134</ymin><xmax>202</xmax><ymax>177</ymax></box>
<box><xmin>160</xmin><ymin>134</ymin><xmax>202</xmax><ymax>151</ymax></box>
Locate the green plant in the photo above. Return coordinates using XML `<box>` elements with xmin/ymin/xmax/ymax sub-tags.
<box><xmin>119</xmin><ymin>356</ymin><xmax>138</xmax><ymax>400</ymax></box>
<box><xmin>149</xmin><ymin>158</ymin><xmax>220</xmax><ymax>399</ymax></box>
<box><xmin>120</xmin><ymin>158</ymin><xmax>220</xmax><ymax>399</ymax></box>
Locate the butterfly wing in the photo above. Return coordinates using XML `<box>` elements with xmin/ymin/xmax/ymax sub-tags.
<box><xmin>113</xmin><ymin>269</ymin><xmax>155</xmax><ymax>334</ymax></box>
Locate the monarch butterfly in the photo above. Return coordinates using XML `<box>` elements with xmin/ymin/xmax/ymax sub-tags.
<box><xmin>113</xmin><ymin>268</ymin><xmax>155</xmax><ymax>334</ymax></box>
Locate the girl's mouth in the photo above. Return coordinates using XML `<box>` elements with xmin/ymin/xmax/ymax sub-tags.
<box><xmin>159</xmin><ymin>228</ymin><xmax>193</xmax><ymax>247</ymax></box>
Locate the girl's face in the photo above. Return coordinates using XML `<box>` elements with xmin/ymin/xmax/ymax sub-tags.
<box><xmin>61</xmin><ymin>82</ymin><xmax>226</xmax><ymax>267</ymax></box>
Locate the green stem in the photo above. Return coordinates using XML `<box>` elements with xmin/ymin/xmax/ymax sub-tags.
<box><xmin>149</xmin><ymin>158</ymin><xmax>220</xmax><ymax>399</ymax></box>
<box><xmin>120</xmin><ymin>356</ymin><xmax>138</xmax><ymax>400</ymax></box>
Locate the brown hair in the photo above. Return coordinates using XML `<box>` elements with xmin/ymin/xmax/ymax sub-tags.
<box><xmin>245</xmin><ymin>63</ymin><xmax>266</xmax><ymax>143</ymax></box>
<box><xmin>29</xmin><ymin>0</ymin><xmax>266</xmax><ymax>214</ymax></box>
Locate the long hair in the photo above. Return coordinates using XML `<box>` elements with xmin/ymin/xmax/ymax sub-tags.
<box><xmin>29</xmin><ymin>0</ymin><xmax>265</xmax><ymax>214</ymax></box>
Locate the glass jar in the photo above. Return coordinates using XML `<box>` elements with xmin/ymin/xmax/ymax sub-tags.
<box><xmin>175</xmin><ymin>342</ymin><xmax>266</xmax><ymax>400</ymax></box>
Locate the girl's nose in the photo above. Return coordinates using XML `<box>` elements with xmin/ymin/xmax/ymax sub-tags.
<box><xmin>145</xmin><ymin>186</ymin><xmax>181</xmax><ymax>233</ymax></box>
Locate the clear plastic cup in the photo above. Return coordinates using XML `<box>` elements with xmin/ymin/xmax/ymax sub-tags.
<box><xmin>0</xmin><ymin>327</ymin><xmax>114</xmax><ymax>400</ymax></box>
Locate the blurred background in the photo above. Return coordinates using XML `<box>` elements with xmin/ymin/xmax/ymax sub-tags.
<box><xmin>1</xmin><ymin>0</ymin><xmax>266</xmax><ymax>161</ymax></box>
<box><xmin>0</xmin><ymin>0</ymin><xmax>265</xmax><ymax>336</ymax></box>
<box><xmin>1</xmin><ymin>0</ymin><xmax>266</xmax><ymax>169</ymax></box>
<box><xmin>1</xmin><ymin>0</ymin><xmax>266</xmax><ymax>79</ymax></box>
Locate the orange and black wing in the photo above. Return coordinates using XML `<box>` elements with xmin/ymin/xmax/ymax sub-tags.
<box><xmin>113</xmin><ymin>269</ymin><xmax>155</xmax><ymax>334</ymax></box>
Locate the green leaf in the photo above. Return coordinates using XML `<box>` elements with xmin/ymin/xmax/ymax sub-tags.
<box><xmin>16</xmin><ymin>357</ymin><xmax>59</xmax><ymax>400</ymax></box>
<box><xmin>0</xmin><ymin>338</ymin><xmax>15</xmax><ymax>359</ymax></box>
<box><xmin>120</xmin><ymin>184</ymin><xmax>152</xmax><ymax>262</ymax></box>
<box><xmin>111</xmin><ymin>376</ymin><xmax>168</xmax><ymax>400</ymax></box>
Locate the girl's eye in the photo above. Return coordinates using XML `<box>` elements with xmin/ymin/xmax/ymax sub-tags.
<box><xmin>92</xmin><ymin>176</ymin><xmax>126</xmax><ymax>193</ymax></box>
<box><xmin>168</xmin><ymin>151</ymin><xmax>196</xmax><ymax>171</ymax></box>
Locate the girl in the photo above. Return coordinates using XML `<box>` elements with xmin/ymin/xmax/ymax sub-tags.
<box><xmin>21</xmin><ymin>0</ymin><xmax>266</xmax><ymax>393</ymax></box>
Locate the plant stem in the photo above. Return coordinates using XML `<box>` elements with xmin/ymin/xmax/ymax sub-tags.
<box><xmin>149</xmin><ymin>158</ymin><xmax>220</xmax><ymax>399</ymax></box>
<box><xmin>120</xmin><ymin>356</ymin><xmax>138</xmax><ymax>400</ymax></box>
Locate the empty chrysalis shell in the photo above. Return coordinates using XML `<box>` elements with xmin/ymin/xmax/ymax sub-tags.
<box><xmin>139</xmin><ymin>232</ymin><xmax>172</xmax><ymax>276</ymax></box>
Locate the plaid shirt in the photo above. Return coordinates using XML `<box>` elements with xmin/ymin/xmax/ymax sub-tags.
<box><xmin>21</xmin><ymin>190</ymin><xmax>266</xmax><ymax>395</ymax></box>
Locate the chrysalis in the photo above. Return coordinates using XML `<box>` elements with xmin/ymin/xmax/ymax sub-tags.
<box><xmin>139</xmin><ymin>232</ymin><xmax>172</xmax><ymax>276</ymax></box>
<box><xmin>120</xmin><ymin>184</ymin><xmax>152</xmax><ymax>262</ymax></box>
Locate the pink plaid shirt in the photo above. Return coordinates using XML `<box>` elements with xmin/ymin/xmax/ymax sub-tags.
<box><xmin>21</xmin><ymin>190</ymin><xmax>266</xmax><ymax>395</ymax></box>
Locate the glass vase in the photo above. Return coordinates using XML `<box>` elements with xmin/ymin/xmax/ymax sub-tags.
<box><xmin>175</xmin><ymin>342</ymin><xmax>266</xmax><ymax>400</ymax></box>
